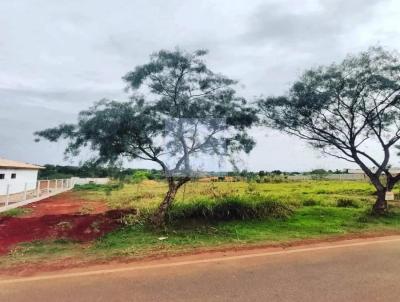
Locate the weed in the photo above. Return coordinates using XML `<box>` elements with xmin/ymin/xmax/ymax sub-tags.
<box><xmin>74</xmin><ymin>182</ymin><xmax>124</xmax><ymax>192</ymax></box>
<box><xmin>0</xmin><ymin>208</ymin><xmax>31</xmax><ymax>217</ymax></box>
<box><xmin>303</xmin><ymin>198</ymin><xmax>320</xmax><ymax>206</ymax></box>
<box><xmin>336</xmin><ymin>198</ymin><xmax>360</xmax><ymax>208</ymax></box>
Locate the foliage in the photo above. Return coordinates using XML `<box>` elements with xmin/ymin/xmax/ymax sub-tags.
<box><xmin>35</xmin><ymin>49</ymin><xmax>257</xmax><ymax>173</ymax></box>
<box><xmin>131</xmin><ymin>170</ymin><xmax>150</xmax><ymax>184</ymax></box>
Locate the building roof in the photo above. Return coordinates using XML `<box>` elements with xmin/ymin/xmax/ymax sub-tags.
<box><xmin>0</xmin><ymin>158</ymin><xmax>44</xmax><ymax>170</ymax></box>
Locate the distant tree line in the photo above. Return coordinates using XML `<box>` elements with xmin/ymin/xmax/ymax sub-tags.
<box><xmin>39</xmin><ymin>166</ymin><xmax>346</xmax><ymax>181</ymax></box>
<box><xmin>38</xmin><ymin>164</ymin><xmax>163</xmax><ymax>181</ymax></box>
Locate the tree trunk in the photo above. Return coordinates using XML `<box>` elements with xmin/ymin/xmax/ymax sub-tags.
<box><xmin>150</xmin><ymin>176</ymin><xmax>191</xmax><ymax>227</ymax></box>
<box><xmin>151</xmin><ymin>181</ymin><xmax>178</xmax><ymax>227</ymax></box>
<box><xmin>372</xmin><ymin>189</ymin><xmax>388</xmax><ymax>215</ymax></box>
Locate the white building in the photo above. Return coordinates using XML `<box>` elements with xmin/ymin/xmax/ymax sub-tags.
<box><xmin>0</xmin><ymin>158</ymin><xmax>44</xmax><ymax>195</ymax></box>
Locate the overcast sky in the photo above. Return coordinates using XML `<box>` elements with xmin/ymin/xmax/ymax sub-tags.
<box><xmin>1</xmin><ymin>0</ymin><xmax>400</xmax><ymax>171</ymax></box>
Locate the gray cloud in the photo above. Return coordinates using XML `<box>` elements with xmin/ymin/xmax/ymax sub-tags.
<box><xmin>0</xmin><ymin>0</ymin><xmax>399</xmax><ymax>171</ymax></box>
<box><xmin>245</xmin><ymin>0</ymin><xmax>385</xmax><ymax>47</ymax></box>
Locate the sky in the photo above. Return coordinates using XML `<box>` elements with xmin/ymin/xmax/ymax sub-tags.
<box><xmin>1</xmin><ymin>0</ymin><xmax>400</xmax><ymax>172</ymax></box>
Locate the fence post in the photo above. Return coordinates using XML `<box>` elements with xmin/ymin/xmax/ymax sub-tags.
<box><xmin>61</xmin><ymin>179</ymin><xmax>64</xmax><ymax>190</ymax></box>
<box><xmin>24</xmin><ymin>183</ymin><xmax>27</xmax><ymax>201</ymax></box>
<box><xmin>47</xmin><ymin>180</ymin><xmax>50</xmax><ymax>194</ymax></box>
<box><xmin>36</xmin><ymin>181</ymin><xmax>40</xmax><ymax>197</ymax></box>
<box><xmin>5</xmin><ymin>184</ymin><xmax>10</xmax><ymax>206</ymax></box>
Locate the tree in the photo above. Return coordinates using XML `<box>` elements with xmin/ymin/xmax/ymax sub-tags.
<box><xmin>310</xmin><ymin>169</ymin><xmax>328</xmax><ymax>175</ymax></box>
<box><xmin>35</xmin><ymin>49</ymin><xmax>257</xmax><ymax>226</ymax></box>
<box><xmin>259</xmin><ymin>47</ymin><xmax>400</xmax><ymax>214</ymax></box>
<box><xmin>131</xmin><ymin>170</ymin><xmax>150</xmax><ymax>184</ymax></box>
<box><xmin>271</xmin><ymin>170</ymin><xmax>282</xmax><ymax>175</ymax></box>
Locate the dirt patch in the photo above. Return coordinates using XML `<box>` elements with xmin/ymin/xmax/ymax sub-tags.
<box><xmin>23</xmin><ymin>192</ymin><xmax>108</xmax><ymax>217</ymax></box>
<box><xmin>0</xmin><ymin>191</ymin><xmax>134</xmax><ymax>255</ymax></box>
<box><xmin>0</xmin><ymin>209</ymin><xmax>135</xmax><ymax>255</ymax></box>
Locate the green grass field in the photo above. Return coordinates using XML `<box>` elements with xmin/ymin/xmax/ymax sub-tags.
<box><xmin>80</xmin><ymin>180</ymin><xmax>377</xmax><ymax>210</ymax></box>
<box><xmin>2</xmin><ymin>180</ymin><xmax>400</xmax><ymax>268</ymax></box>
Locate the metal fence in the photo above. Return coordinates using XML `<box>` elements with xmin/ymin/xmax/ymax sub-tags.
<box><xmin>0</xmin><ymin>178</ymin><xmax>74</xmax><ymax>209</ymax></box>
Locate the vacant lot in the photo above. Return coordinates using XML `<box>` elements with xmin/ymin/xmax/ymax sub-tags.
<box><xmin>1</xmin><ymin>180</ymin><xmax>400</xmax><ymax>273</ymax></box>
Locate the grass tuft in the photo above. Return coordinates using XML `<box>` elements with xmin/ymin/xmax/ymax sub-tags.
<box><xmin>302</xmin><ymin>198</ymin><xmax>320</xmax><ymax>207</ymax></box>
<box><xmin>336</xmin><ymin>198</ymin><xmax>360</xmax><ymax>208</ymax></box>
<box><xmin>0</xmin><ymin>207</ymin><xmax>31</xmax><ymax>217</ymax></box>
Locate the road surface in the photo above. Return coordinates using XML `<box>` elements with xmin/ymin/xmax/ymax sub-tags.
<box><xmin>2</xmin><ymin>236</ymin><xmax>400</xmax><ymax>301</ymax></box>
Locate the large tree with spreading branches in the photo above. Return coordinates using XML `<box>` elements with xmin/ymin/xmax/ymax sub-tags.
<box><xmin>259</xmin><ymin>47</ymin><xmax>400</xmax><ymax>214</ymax></box>
<box><xmin>35</xmin><ymin>49</ymin><xmax>257</xmax><ymax>226</ymax></box>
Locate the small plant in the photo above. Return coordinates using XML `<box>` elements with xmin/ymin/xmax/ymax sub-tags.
<box><xmin>246</xmin><ymin>182</ymin><xmax>257</xmax><ymax>194</ymax></box>
<box><xmin>120</xmin><ymin>210</ymin><xmax>148</xmax><ymax>226</ymax></box>
<box><xmin>56</xmin><ymin>221</ymin><xmax>73</xmax><ymax>231</ymax></box>
<box><xmin>137</xmin><ymin>192</ymin><xmax>156</xmax><ymax>199</ymax></box>
<box><xmin>74</xmin><ymin>182</ymin><xmax>124</xmax><ymax>192</ymax></box>
<box><xmin>80</xmin><ymin>205</ymin><xmax>94</xmax><ymax>215</ymax></box>
<box><xmin>90</xmin><ymin>221</ymin><xmax>101</xmax><ymax>233</ymax></box>
<box><xmin>303</xmin><ymin>198</ymin><xmax>320</xmax><ymax>207</ymax></box>
<box><xmin>131</xmin><ymin>170</ymin><xmax>150</xmax><ymax>184</ymax></box>
<box><xmin>0</xmin><ymin>208</ymin><xmax>31</xmax><ymax>217</ymax></box>
<box><xmin>336</xmin><ymin>198</ymin><xmax>360</xmax><ymax>208</ymax></box>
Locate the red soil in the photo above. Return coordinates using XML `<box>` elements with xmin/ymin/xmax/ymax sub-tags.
<box><xmin>23</xmin><ymin>193</ymin><xmax>108</xmax><ymax>217</ymax></box>
<box><xmin>0</xmin><ymin>192</ymin><xmax>133</xmax><ymax>255</ymax></box>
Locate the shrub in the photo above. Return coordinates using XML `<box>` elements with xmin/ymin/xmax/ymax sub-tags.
<box><xmin>120</xmin><ymin>213</ymin><xmax>144</xmax><ymax>226</ymax></box>
<box><xmin>74</xmin><ymin>182</ymin><xmax>124</xmax><ymax>192</ymax></box>
<box><xmin>302</xmin><ymin>198</ymin><xmax>320</xmax><ymax>206</ymax></box>
<box><xmin>0</xmin><ymin>208</ymin><xmax>30</xmax><ymax>217</ymax></box>
<box><xmin>336</xmin><ymin>198</ymin><xmax>360</xmax><ymax>208</ymax></box>
<box><xmin>246</xmin><ymin>182</ymin><xmax>257</xmax><ymax>194</ymax></box>
<box><xmin>131</xmin><ymin>170</ymin><xmax>150</xmax><ymax>184</ymax></box>
<box><xmin>166</xmin><ymin>196</ymin><xmax>293</xmax><ymax>223</ymax></box>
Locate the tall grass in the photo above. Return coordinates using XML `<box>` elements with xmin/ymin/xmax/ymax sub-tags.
<box><xmin>166</xmin><ymin>195</ymin><xmax>293</xmax><ymax>223</ymax></box>
<box><xmin>77</xmin><ymin>180</ymin><xmax>376</xmax><ymax>212</ymax></box>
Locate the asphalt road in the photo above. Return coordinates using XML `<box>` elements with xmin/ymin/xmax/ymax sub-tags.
<box><xmin>2</xmin><ymin>237</ymin><xmax>400</xmax><ymax>302</ymax></box>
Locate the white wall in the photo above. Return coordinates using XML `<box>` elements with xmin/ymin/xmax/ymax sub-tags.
<box><xmin>0</xmin><ymin>169</ymin><xmax>39</xmax><ymax>195</ymax></box>
<box><xmin>71</xmin><ymin>177</ymin><xmax>110</xmax><ymax>185</ymax></box>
